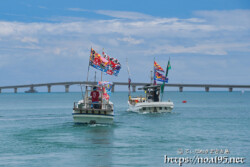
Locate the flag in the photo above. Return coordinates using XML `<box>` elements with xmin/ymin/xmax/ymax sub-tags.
<box><xmin>89</xmin><ymin>48</ymin><xmax>108</xmax><ymax>72</ymax></box>
<box><xmin>103</xmin><ymin>50</ymin><xmax>121</xmax><ymax>76</ymax></box>
<box><xmin>154</xmin><ymin>61</ymin><xmax>164</xmax><ymax>72</ymax></box>
<box><xmin>165</xmin><ymin>59</ymin><xmax>171</xmax><ymax>77</ymax></box>
<box><xmin>89</xmin><ymin>48</ymin><xmax>121</xmax><ymax>76</ymax></box>
<box><xmin>155</xmin><ymin>71</ymin><xmax>168</xmax><ymax>82</ymax></box>
<box><xmin>154</xmin><ymin>61</ymin><xmax>168</xmax><ymax>83</ymax></box>
<box><xmin>154</xmin><ymin>61</ymin><xmax>165</xmax><ymax>85</ymax></box>
<box><xmin>161</xmin><ymin>58</ymin><xmax>171</xmax><ymax>93</ymax></box>
<box><xmin>98</xmin><ymin>81</ymin><xmax>113</xmax><ymax>100</ymax></box>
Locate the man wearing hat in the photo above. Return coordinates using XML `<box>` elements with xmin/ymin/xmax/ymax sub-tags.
<box><xmin>91</xmin><ymin>86</ymin><xmax>100</xmax><ymax>109</ymax></box>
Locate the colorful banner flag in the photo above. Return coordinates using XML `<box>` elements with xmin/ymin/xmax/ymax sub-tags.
<box><xmin>98</xmin><ymin>81</ymin><xmax>112</xmax><ymax>94</ymax></box>
<box><xmin>103</xmin><ymin>51</ymin><xmax>121</xmax><ymax>76</ymax></box>
<box><xmin>89</xmin><ymin>48</ymin><xmax>108</xmax><ymax>73</ymax></box>
<box><xmin>89</xmin><ymin>48</ymin><xmax>121</xmax><ymax>76</ymax></box>
<box><xmin>154</xmin><ymin>61</ymin><xmax>164</xmax><ymax>72</ymax></box>
<box><xmin>98</xmin><ymin>81</ymin><xmax>113</xmax><ymax>101</ymax></box>
<box><xmin>154</xmin><ymin>61</ymin><xmax>168</xmax><ymax>83</ymax></box>
<box><xmin>154</xmin><ymin>71</ymin><xmax>168</xmax><ymax>82</ymax></box>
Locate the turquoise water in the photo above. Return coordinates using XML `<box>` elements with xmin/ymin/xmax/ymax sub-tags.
<box><xmin>0</xmin><ymin>92</ymin><xmax>249</xmax><ymax>167</ymax></box>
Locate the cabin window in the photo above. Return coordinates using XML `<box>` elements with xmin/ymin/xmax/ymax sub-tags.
<box><xmin>159</xmin><ymin>107</ymin><xmax>162</xmax><ymax>110</ymax></box>
<box><xmin>165</xmin><ymin>107</ymin><xmax>167</xmax><ymax>110</ymax></box>
<box><xmin>142</xmin><ymin>107</ymin><xmax>146</xmax><ymax>111</ymax></box>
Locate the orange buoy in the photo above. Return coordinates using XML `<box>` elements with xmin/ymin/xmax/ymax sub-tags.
<box><xmin>182</xmin><ymin>100</ymin><xmax>187</xmax><ymax>103</ymax></box>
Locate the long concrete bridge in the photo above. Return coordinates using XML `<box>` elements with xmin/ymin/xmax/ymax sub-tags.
<box><xmin>0</xmin><ymin>81</ymin><xmax>249</xmax><ymax>93</ymax></box>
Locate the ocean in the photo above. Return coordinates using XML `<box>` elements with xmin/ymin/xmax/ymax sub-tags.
<box><xmin>0</xmin><ymin>91</ymin><xmax>249</xmax><ymax>167</ymax></box>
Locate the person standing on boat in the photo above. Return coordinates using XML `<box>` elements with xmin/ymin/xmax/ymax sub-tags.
<box><xmin>91</xmin><ymin>86</ymin><xmax>100</xmax><ymax>109</ymax></box>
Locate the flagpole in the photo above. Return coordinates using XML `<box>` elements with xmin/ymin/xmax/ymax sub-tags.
<box><xmin>86</xmin><ymin>47</ymin><xmax>91</xmax><ymax>82</ymax></box>
<box><xmin>153</xmin><ymin>57</ymin><xmax>156</xmax><ymax>85</ymax></box>
<box><xmin>160</xmin><ymin>59</ymin><xmax>166</xmax><ymax>101</ymax></box>
<box><xmin>101</xmin><ymin>49</ymin><xmax>105</xmax><ymax>109</ymax></box>
<box><xmin>161</xmin><ymin>57</ymin><xmax>170</xmax><ymax>101</ymax></box>
<box><xmin>85</xmin><ymin>47</ymin><xmax>92</xmax><ymax>105</ymax></box>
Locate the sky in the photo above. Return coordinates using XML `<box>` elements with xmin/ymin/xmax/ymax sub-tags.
<box><xmin>0</xmin><ymin>0</ymin><xmax>250</xmax><ymax>91</ymax></box>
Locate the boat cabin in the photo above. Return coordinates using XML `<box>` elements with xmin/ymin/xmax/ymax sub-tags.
<box><xmin>143</xmin><ymin>85</ymin><xmax>161</xmax><ymax>102</ymax></box>
<box><xmin>129</xmin><ymin>85</ymin><xmax>161</xmax><ymax>104</ymax></box>
<box><xmin>74</xmin><ymin>84</ymin><xmax>113</xmax><ymax>110</ymax></box>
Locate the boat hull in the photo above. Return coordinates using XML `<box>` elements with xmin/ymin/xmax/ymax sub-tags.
<box><xmin>72</xmin><ymin>113</ymin><xmax>114</xmax><ymax>124</ymax></box>
<box><xmin>128</xmin><ymin>101</ymin><xmax>174</xmax><ymax>113</ymax></box>
<box><xmin>72</xmin><ymin>103</ymin><xmax>114</xmax><ymax>124</ymax></box>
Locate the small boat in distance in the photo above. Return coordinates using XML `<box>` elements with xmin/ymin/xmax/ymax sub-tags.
<box><xmin>73</xmin><ymin>83</ymin><xmax>114</xmax><ymax>124</ymax></box>
<box><xmin>25</xmin><ymin>88</ymin><xmax>38</xmax><ymax>93</ymax></box>
<box><xmin>128</xmin><ymin>85</ymin><xmax>174</xmax><ymax>113</ymax></box>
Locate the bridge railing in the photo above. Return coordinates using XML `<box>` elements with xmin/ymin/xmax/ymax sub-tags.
<box><xmin>0</xmin><ymin>81</ymin><xmax>249</xmax><ymax>93</ymax></box>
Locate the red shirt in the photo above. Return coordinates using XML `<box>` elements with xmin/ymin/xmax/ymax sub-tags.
<box><xmin>91</xmin><ymin>90</ymin><xmax>100</xmax><ymax>102</ymax></box>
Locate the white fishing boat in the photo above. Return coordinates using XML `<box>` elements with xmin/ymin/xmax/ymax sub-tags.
<box><xmin>127</xmin><ymin>59</ymin><xmax>174</xmax><ymax>113</ymax></box>
<box><xmin>128</xmin><ymin>85</ymin><xmax>174</xmax><ymax>113</ymax></box>
<box><xmin>73</xmin><ymin>84</ymin><xmax>114</xmax><ymax>124</ymax></box>
<box><xmin>72</xmin><ymin>48</ymin><xmax>121</xmax><ymax>124</ymax></box>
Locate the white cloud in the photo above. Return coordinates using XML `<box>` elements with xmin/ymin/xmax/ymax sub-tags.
<box><xmin>143</xmin><ymin>42</ymin><xmax>250</xmax><ymax>56</ymax></box>
<box><xmin>20</xmin><ymin>37</ymin><xmax>38</xmax><ymax>43</ymax></box>
<box><xmin>0</xmin><ymin>9</ymin><xmax>249</xmax><ymax>57</ymax></box>
<box><xmin>95</xmin><ymin>10</ymin><xmax>154</xmax><ymax>20</ymax></box>
<box><xmin>118</xmin><ymin>37</ymin><xmax>144</xmax><ymax>45</ymax></box>
<box><xmin>0</xmin><ymin>9</ymin><xmax>250</xmax><ymax>85</ymax></box>
<box><xmin>194</xmin><ymin>10</ymin><xmax>250</xmax><ymax>27</ymax></box>
<box><xmin>67</xmin><ymin>8</ymin><xmax>154</xmax><ymax>20</ymax></box>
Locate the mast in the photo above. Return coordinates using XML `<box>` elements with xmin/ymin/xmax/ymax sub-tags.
<box><xmin>86</xmin><ymin>47</ymin><xmax>91</xmax><ymax>83</ymax></box>
<box><xmin>85</xmin><ymin>47</ymin><xmax>91</xmax><ymax>106</ymax></box>
<box><xmin>101</xmin><ymin>48</ymin><xmax>105</xmax><ymax>108</ymax></box>
<box><xmin>94</xmin><ymin>71</ymin><xmax>96</xmax><ymax>82</ymax></box>
<box><xmin>101</xmin><ymin>71</ymin><xmax>103</xmax><ymax>107</ymax></box>
<box><xmin>150</xmin><ymin>70</ymin><xmax>153</xmax><ymax>84</ymax></box>
<box><xmin>126</xmin><ymin>58</ymin><xmax>131</xmax><ymax>97</ymax></box>
<box><xmin>161</xmin><ymin>57</ymin><xmax>171</xmax><ymax>101</ymax></box>
<box><xmin>80</xmin><ymin>83</ymin><xmax>84</xmax><ymax>99</ymax></box>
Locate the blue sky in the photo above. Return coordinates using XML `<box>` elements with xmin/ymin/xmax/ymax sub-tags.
<box><xmin>0</xmin><ymin>0</ymin><xmax>250</xmax><ymax>91</ymax></box>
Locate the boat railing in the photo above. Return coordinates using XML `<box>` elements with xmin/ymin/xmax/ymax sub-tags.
<box><xmin>74</xmin><ymin>102</ymin><xmax>113</xmax><ymax>110</ymax></box>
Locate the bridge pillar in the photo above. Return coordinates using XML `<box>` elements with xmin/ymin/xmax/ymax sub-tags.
<box><xmin>65</xmin><ymin>85</ymin><xmax>70</xmax><ymax>93</ymax></box>
<box><xmin>205</xmin><ymin>87</ymin><xmax>209</xmax><ymax>92</ymax></box>
<box><xmin>229</xmin><ymin>87</ymin><xmax>233</xmax><ymax>92</ymax></box>
<box><xmin>48</xmin><ymin>85</ymin><xmax>51</xmax><ymax>93</ymax></box>
<box><xmin>14</xmin><ymin>88</ymin><xmax>17</xmax><ymax>93</ymax></box>
<box><xmin>132</xmin><ymin>85</ymin><xmax>136</xmax><ymax>92</ymax></box>
<box><xmin>111</xmin><ymin>85</ymin><xmax>115</xmax><ymax>92</ymax></box>
<box><xmin>179</xmin><ymin>86</ymin><xmax>183</xmax><ymax>92</ymax></box>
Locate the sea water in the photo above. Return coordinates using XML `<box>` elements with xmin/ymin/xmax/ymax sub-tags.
<box><xmin>0</xmin><ymin>92</ymin><xmax>249</xmax><ymax>167</ymax></box>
